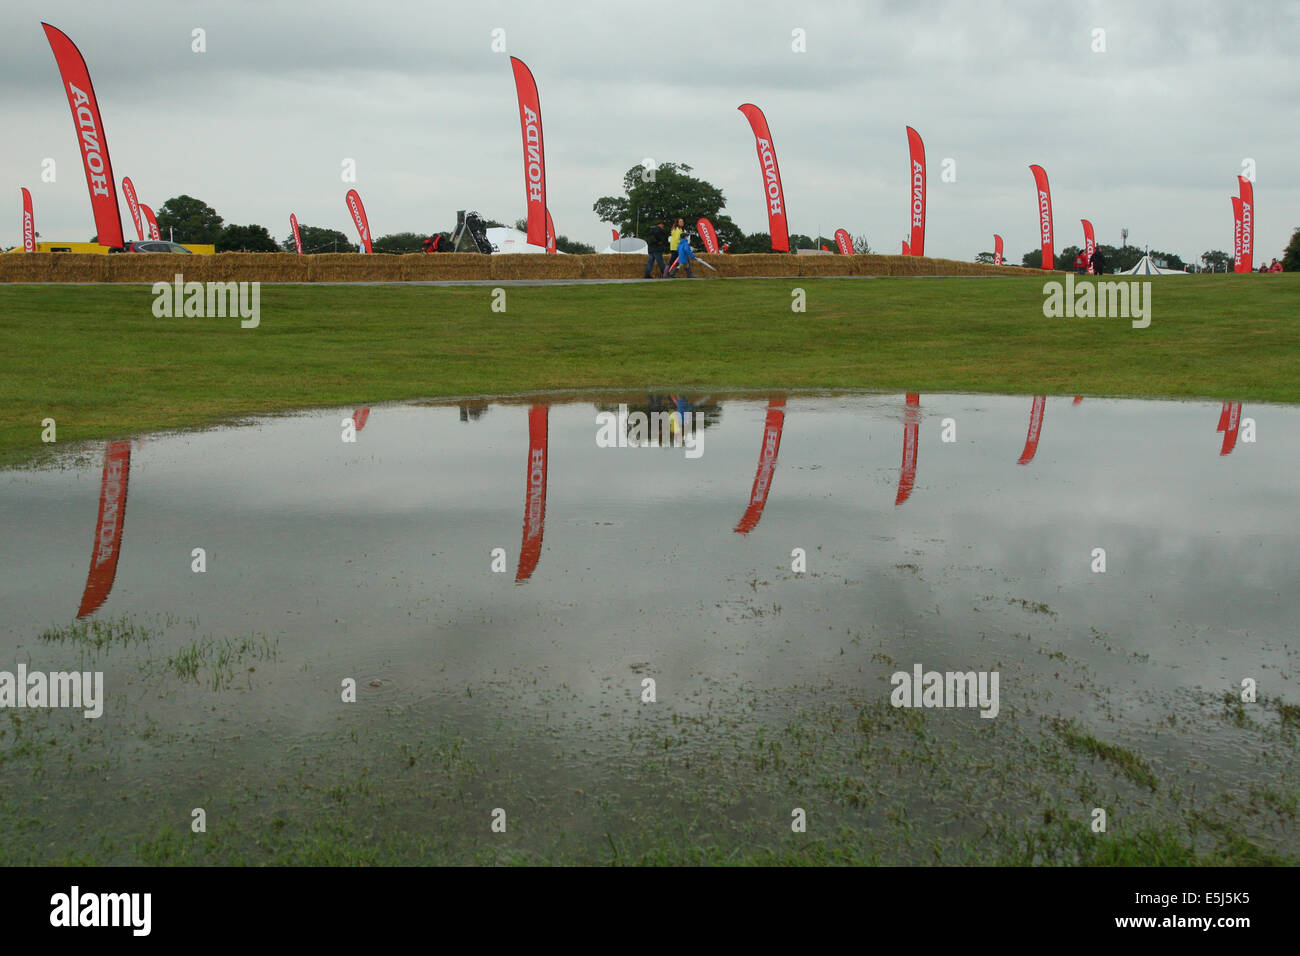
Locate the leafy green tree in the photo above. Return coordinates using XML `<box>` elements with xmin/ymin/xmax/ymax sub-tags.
<box><xmin>217</xmin><ymin>224</ymin><xmax>278</xmax><ymax>252</ymax></box>
<box><xmin>1201</xmin><ymin>249</ymin><xmax>1232</xmax><ymax>272</ymax></box>
<box><xmin>975</xmin><ymin>252</ymin><xmax>995</xmax><ymax>264</ymax></box>
<box><xmin>372</xmin><ymin>232</ymin><xmax>429</xmax><ymax>254</ymax></box>
<box><xmin>1282</xmin><ymin>228</ymin><xmax>1300</xmax><ymax>272</ymax></box>
<box><xmin>154</xmin><ymin>195</ymin><xmax>224</xmax><ymax>244</ymax></box>
<box><xmin>282</xmin><ymin>225</ymin><xmax>354</xmax><ymax>253</ymax></box>
<box><xmin>593</xmin><ymin>162</ymin><xmax>742</xmax><ymax>247</ymax></box>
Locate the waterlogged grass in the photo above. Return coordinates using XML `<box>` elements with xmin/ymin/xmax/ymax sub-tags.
<box><xmin>148</xmin><ymin>633</ymin><xmax>280</xmax><ymax>691</ymax></box>
<box><xmin>3</xmin><ymin>275</ymin><xmax>1299</xmax><ymax>468</ymax></box>
<box><xmin>1051</xmin><ymin>719</ymin><xmax>1159</xmax><ymax>791</ymax></box>
<box><xmin>38</xmin><ymin>614</ymin><xmax>167</xmax><ymax>652</ymax></box>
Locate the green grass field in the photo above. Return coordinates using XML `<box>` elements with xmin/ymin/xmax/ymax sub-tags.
<box><xmin>1</xmin><ymin>274</ymin><xmax>1295</xmax><ymax>467</ymax></box>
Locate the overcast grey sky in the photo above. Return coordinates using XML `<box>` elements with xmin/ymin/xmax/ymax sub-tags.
<box><xmin>2</xmin><ymin>0</ymin><xmax>1296</xmax><ymax>261</ymax></box>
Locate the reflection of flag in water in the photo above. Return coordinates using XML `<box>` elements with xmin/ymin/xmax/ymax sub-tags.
<box><xmin>1220</xmin><ymin>402</ymin><xmax>1242</xmax><ymax>456</ymax></box>
<box><xmin>1073</xmin><ymin>396</ymin><xmax>1083</xmax><ymax>405</ymax></box>
<box><xmin>734</xmin><ymin>397</ymin><xmax>786</xmax><ymax>534</ymax></box>
<box><xmin>351</xmin><ymin>408</ymin><xmax>370</xmax><ymax>431</ymax></box>
<box><xmin>895</xmin><ymin>394</ymin><xmax>920</xmax><ymax>506</ymax></box>
<box><xmin>77</xmin><ymin>441</ymin><xmax>131</xmax><ymax>617</ymax></box>
<box><xmin>1017</xmin><ymin>396</ymin><xmax>1046</xmax><ymax>465</ymax></box>
<box><xmin>516</xmin><ymin>405</ymin><xmax>549</xmax><ymax>582</ymax></box>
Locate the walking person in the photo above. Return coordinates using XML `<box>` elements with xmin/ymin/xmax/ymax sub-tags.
<box><xmin>644</xmin><ymin>219</ymin><xmax>668</xmax><ymax>278</ymax></box>
<box><xmin>672</xmin><ymin>227</ymin><xmax>696</xmax><ymax>278</ymax></box>
<box><xmin>667</xmin><ymin>218</ymin><xmax>685</xmax><ymax>271</ymax></box>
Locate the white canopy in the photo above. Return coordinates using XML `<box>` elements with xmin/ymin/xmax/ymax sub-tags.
<box><xmin>1121</xmin><ymin>254</ymin><xmax>1188</xmax><ymax>275</ymax></box>
<box><xmin>482</xmin><ymin>227</ymin><xmax>565</xmax><ymax>255</ymax></box>
<box><xmin>600</xmin><ymin>237</ymin><xmax>648</xmax><ymax>255</ymax></box>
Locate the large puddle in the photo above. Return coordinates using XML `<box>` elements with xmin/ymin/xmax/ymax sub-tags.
<box><xmin>2</xmin><ymin>393</ymin><xmax>1296</xmax><ymax>864</ymax></box>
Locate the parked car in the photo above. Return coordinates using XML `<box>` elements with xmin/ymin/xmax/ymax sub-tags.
<box><xmin>121</xmin><ymin>240</ymin><xmax>192</xmax><ymax>254</ymax></box>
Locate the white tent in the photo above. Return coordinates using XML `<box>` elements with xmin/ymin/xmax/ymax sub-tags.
<box><xmin>482</xmin><ymin>227</ymin><xmax>565</xmax><ymax>255</ymax></box>
<box><xmin>1121</xmin><ymin>254</ymin><xmax>1188</xmax><ymax>275</ymax></box>
<box><xmin>600</xmin><ymin>237</ymin><xmax>647</xmax><ymax>255</ymax></box>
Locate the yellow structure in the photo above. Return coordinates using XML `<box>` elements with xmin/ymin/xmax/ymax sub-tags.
<box><xmin>5</xmin><ymin>242</ymin><xmax>215</xmax><ymax>254</ymax></box>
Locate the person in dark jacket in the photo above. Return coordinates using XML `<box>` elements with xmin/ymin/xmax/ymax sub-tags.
<box><xmin>1090</xmin><ymin>247</ymin><xmax>1106</xmax><ymax>275</ymax></box>
<box><xmin>645</xmin><ymin>220</ymin><xmax>668</xmax><ymax>278</ymax></box>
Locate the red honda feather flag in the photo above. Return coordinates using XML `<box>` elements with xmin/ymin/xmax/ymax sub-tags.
<box><xmin>1018</xmin><ymin>396</ymin><xmax>1046</xmax><ymax>465</ymax></box>
<box><xmin>1081</xmin><ymin>219</ymin><xmax>1095</xmax><ymax>274</ymax></box>
<box><xmin>902</xmin><ymin>240</ymin><xmax>910</xmax><ymax>255</ymax></box>
<box><xmin>697</xmin><ymin>218</ymin><xmax>719</xmax><ymax>254</ymax></box>
<box><xmin>77</xmin><ymin>441</ymin><xmax>131</xmax><ymax>618</ymax></box>
<box><xmin>1232</xmin><ymin>197</ymin><xmax>1244</xmax><ymax>272</ymax></box>
<box><xmin>1216</xmin><ymin>402</ymin><xmax>1230</xmax><ymax>432</ymax></box>
<box><xmin>611</xmin><ymin>229</ymin><xmax>619</xmax><ymax>242</ymax></box>
<box><xmin>140</xmin><ymin>203</ymin><xmax>159</xmax><ymax>240</ymax></box>
<box><xmin>121</xmin><ymin>176</ymin><xmax>143</xmax><ymax>240</ymax></box>
<box><xmin>734</xmin><ymin>397</ymin><xmax>786</xmax><ymax>534</ymax></box>
<box><xmin>905</xmin><ymin>126</ymin><xmax>926</xmax><ymax>257</ymax></box>
<box><xmin>737</xmin><ymin>104</ymin><xmax>789</xmax><ymax>252</ymax></box>
<box><xmin>20</xmin><ymin>187</ymin><xmax>35</xmax><ymax>252</ymax></box>
<box><xmin>895</xmin><ymin>394</ymin><xmax>920</xmax><ymax>506</ymax></box>
<box><xmin>820</xmin><ymin>244</ymin><xmax>829</xmax><ymax>251</ymax></box>
<box><xmin>345</xmin><ymin>189</ymin><xmax>372</xmax><ymax>253</ymax></box>
<box><xmin>1237</xmin><ymin>176</ymin><xmax>1254</xmax><ymax>273</ymax></box>
<box><xmin>42</xmin><ymin>23</ymin><xmax>124</xmax><ymax>249</ymax></box>
<box><xmin>289</xmin><ymin>213</ymin><xmax>303</xmax><ymax>254</ymax></box>
<box><xmin>516</xmin><ymin>405</ymin><xmax>549</xmax><ymax>582</ymax></box>
<box><xmin>510</xmin><ymin>57</ymin><xmax>547</xmax><ymax>247</ymax></box>
<box><xmin>993</xmin><ymin>234</ymin><xmax>1003</xmax><ymax>266</ymax></box>
<box><xmin>1029</xmin><ymin>165</ymin><xmax>1054</xmax><ymax>270</ymax></box>
<box><xmin>834</xmin><ymin>228</ymin><xmax>853</xmax><ymax>255</ymax></box>
<box><xmin>545</xmin><ymin>208</ymin><xmax>556</xmax><ymax>254</ymax></box>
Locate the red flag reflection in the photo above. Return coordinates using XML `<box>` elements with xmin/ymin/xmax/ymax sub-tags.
<box><xmin>77</xmin><ymin>441</ymin><xmax>131</xmax><ymax>617</ymax></box>
<box><xmin>1017</xmin><ymin>396</ymin><xmax>1046</xmax><ymax>465</ymax></box>
<box><xmin>895</xmin><ymin>393</ymin><xmax>920</xmax><ymax>506</ymax></box>
<box><xmin>516</xmin><ymin>405</ymin><xmax>549</xmax><ymax>582</ymax></box>
<box><xmin>734</xmin><ymin>397</ymin><xmax>786</xmax><ymax>534</ymax></box>
<box><xmin>1220</xmin><ymin>403</ymin><xmax>1241</xmax><ymax>456</ymax></box>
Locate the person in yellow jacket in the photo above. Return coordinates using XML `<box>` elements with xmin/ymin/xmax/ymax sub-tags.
<box><xmin>667</xmin><ymin>218</ymin><xmax>684</xmax><ymax>269</ymax></box>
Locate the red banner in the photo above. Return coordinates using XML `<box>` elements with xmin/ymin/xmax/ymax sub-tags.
<box><xmin>545</xmin><ymin>208</ymin><xmax>556</xmax><ymax>254</ymax></box>
<box><xmin>1232</xmin><ymin>197</ymin><xmax>1243</xmax><ymax>272</ymax></box>
<box><xmin>1081</xmin><ymin>219</ymin><xmax>1095</xmax><ymax>274</ymax></box>
<box><xmin>834</xmin><ymin>228</ymin><xmax>853</xmax><ymax>255</ymax></box>
<box><xmin>1220</xmin><ymin>402</ymin><xmax>1242</xmax><ymax>456</ymax></box>
<box><xmin>697</xmin><ymin>218</ymin><xmax>720</xmax><ymax>254</ymax></box>
<box><xmin>345</xmin><ymin>189</ymin><xmax>372</xmax><ymax>253</ymax></box>
<box><xmin>20</xmin><ymin>187</ymin><xmax>35</xmax><ymax>252</ymax></box>
<box><xmin>895</xmin><ymin>393</ymin><xmax>920</xmax><ymax>506</ymax></box>
<box><xmin>77</xmin><ymin>441</ymin><xmax>131</xmax><ymax>618</ymax></box>
<box><xmin>993</xmin><ymin>234</ymin><xmax>1003</xmax><ymax>266</ymax></box>
<box><xmin>611</xmin><ymin>229</ymin><xmax>619</xmax><ymax>242</ymax></box>
<box><xmin>1216</xmin><ymin>402</ymin><xmax>1230</xmax><ymax>432</ymax></box>
<box><xmin>734</xmin><ymin>397</ymin><xmax>786</xmax><ymax>534</ymax></box>
<box><xmin>140</xmin><ymin>203</ymin><xmax>159</xmax><ymax>240</ymax></box>
<box><xmin>1017</xmin><ymin>396</ymin><xmax>1046</xmax><ymax>465</ymax></box>
<box><xmin>121</xmin><ymin>175</ymin><xmax>143</xmax><ymax>240</ymax></box>
<box><xmin>510</xmin><ymin>57</ymin><xmax>547</xmax><ymax>247</ymax></box>
<box><xmin>1237</xmin><ymin>176</ymin><xmax>1254</xmax><ymax>273</ymax></box>
<box><xmin>902</xmin><ymin>240</ymin><xmax>910</xmax><ymax>256</ymax></box>
<box><xmin>43</xmin><ymin>23</ymin><xmax>124</xmax><ymax>249</ymax></box>
<box><xmin>516</xmin><ymin>405</ymin><xmax>549</xmax><ymax>582</ymax></box>
<box><xmin>905</xmin><ymin>126</ymin><xmax>926</xmax><ymax>257</ymax></box>
<box><xmin>1029</xmin><ymin>165</ymin><xmax>1054</xmax><ymax>270</ymax></box>
<box><xmin>289</xmin><ymin>213</ymin><xmax>303</xmax><ymax>254</ymax></box>
<box><xmin>737</xmin><ymin>104</ymin><xmax>789</xmax><ymax>252</ymax></box>
<box><xmin>351</xmin><ymin>408</ymin><xmax>370</xmax><ymax>431</ymax></box>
